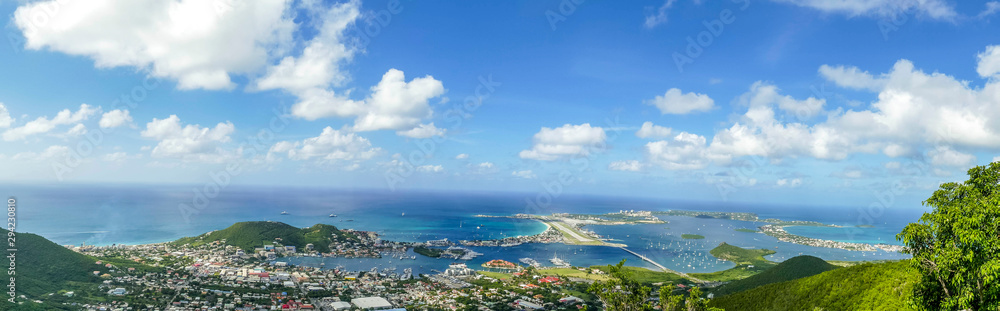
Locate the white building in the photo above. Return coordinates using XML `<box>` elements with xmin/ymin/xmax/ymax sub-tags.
<box><xmin>351</xmin><ymin>297</ymin><xmax>393</xmax><ymax>310</ymax></box>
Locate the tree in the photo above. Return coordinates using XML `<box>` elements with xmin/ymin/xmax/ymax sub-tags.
<box><xmin>589</xmin><ymin>260</ymin><xmax>652</xmax><ymax>310</ymax></box>
<box><xmin>589</xmin><ymin>260</ymin><xmax>723</xmax><ymax>311</ymax></box>
<box><xmin>897</xmin><ymin>162</ymin><xmax>1000</xmax><ymax>310</ymax></box>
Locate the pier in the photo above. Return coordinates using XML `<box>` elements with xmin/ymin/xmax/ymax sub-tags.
<box><xmin>619</xmin><ymin>247</ymin><xmax>705</xmax><ymax>283</ymax></box>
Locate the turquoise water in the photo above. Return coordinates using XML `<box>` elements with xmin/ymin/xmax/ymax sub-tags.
<box><xmin>7</xmin><ymin>184</ymin><xmax>921</xmax><ymax>274</ymax></box>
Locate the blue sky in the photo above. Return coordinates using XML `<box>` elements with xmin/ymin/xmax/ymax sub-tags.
<box><xmin>1</xmin><ymin>0</ymin><xmax>999</xmax><ymax>209</ymax></box>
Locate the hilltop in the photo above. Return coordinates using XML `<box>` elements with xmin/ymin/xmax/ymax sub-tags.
<box><xmin>710</xmin><ymin>260</ymin><xmax>918</xmax><ymax>310</ymax></box>
<box><xmin>172</xmin><ymin>221</ymin><xmax>360</xmax><ymax>253</ymax></box>
<box><xmin>710</xmin><ymin>255</ymin><xmax>839</xmax><ymax>297</ymax></box>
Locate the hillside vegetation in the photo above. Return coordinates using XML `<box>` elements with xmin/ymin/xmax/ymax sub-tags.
<box><xmin>711</xmin><ymin>255</ymin><xmax>838</xmax><ymax>297</ymax></box>
<box><xmin>710</xmin><ymin>260</ymin><xmax>918</xmax><ymax>311</ymax></box>
<box><xmin>173</xmin><ymin>221</ymin><xmax>358</xmax><ymax>253</ymax></box>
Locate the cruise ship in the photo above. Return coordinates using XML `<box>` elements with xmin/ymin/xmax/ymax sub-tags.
<box><xmin>550</xmin><ymin>253</ymin><xmax>570</xmax><ymax>267</ymax></box>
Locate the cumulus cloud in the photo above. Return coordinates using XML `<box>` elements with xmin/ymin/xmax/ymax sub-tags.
<box><xmin>66</xmin><ymin>124</ymin><xmax>87</xmax><ymax>137</ymax></box>
<box><xmin>977</xmin><ymin>45</ymin><xmax>1000</xmax><ymax>79</ymax></box>
<box><xmin>645</xmin><ymin>88</ymin><xmax>714</xmax><ymax>115</ymax></box>
<box><xmin>646</xmin><ymin>132</ymin><xmax>713</xmax><ymax>170</ymax></box>
<box><xmin>352</xmin><ymin>69</ymin><xmax>446</xmax><ymax>132</ymax></box>
<box><xmin>511</xmin><ymin>170</ymin><xmax>536</xmax><ymax>179</ymax></box>
<box><xmin>140</xmin><ymin>115</ymin><xmax>236</xmax><ymax>162</ymax></box>
<box><xmin>417</xmin><ymin>165</ymin><xmax>444</xmax><ymax>173</ymax></box>
<box><xmin>397</xmin><ymin>123</ymin><xmax>445</xmax><ymax>138</ymax></box>
<box><xmin>636</xmin><ymin>121</ymin><xmax>673</xmax><ymax>139</ymax></box>
<box><xmin>927</xmin><ymin>146</ymin><xmax>976</xmax><ymax>168</ymax></box>
<box><xmin>818</xmin><ymin>64</ymin><xmax>884</xmax><ymax>91</ymax></box>
<box><xmin>609</xmin><ymin>160</ymin><xmax>643</xmax><ymax>172</ymax></box>
<box><xmin>268</xmin><ymin>126</ymin><xmax>379</xmax><ymax>163</ymax></box>
<box><xmin>776</xmin><ymin>178</ymin><xmax>803</xmax><ymax>187</ymax></box>
<box><xmin>519</xmin><ymin>123</ymin><xmax>607</xmax><ymax>161</ymax></box>
<box><xmin>99</xmin><ymin>109</ymin><xmax>133</xmax><ymax>128</ymax></box>
<box><xmin>0</xmin><ymin>103</ymin><xmax>13</xmax><ymax>128</ymax></box>
<box><xmin>3</xmin><ymin>104</ymin><xmax>98</xmax><ymax>141</ymax></box>
<box><xmin>770</xmin><ymin>0</ymin><xmax>955</xmax><ymax>20</ymax></box>
<box><xmin>455</xmin><ymin>153</ymin><xmax>469</xmax><ymax>160</ymax></box>
<box><xmin>14</xmin><ymin>0</ymin><xmax>296</xmax><ymax>90</ymax></box>
<box><xmin>11</xmin><ymin>145</ymin><xmax>70</xmax><ymax>161</ymax></box>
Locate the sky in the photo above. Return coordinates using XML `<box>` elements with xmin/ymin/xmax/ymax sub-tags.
<box><xmin>1</xmin><ymin>0</ymin><xmax>999</xmax><ymax>209</ymax></box>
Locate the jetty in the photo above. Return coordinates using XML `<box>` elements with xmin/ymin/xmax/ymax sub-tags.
<box><xmin>619</xmin><ymin>247</ymin><xmax>705</xmax><ymax>283</ymax></box>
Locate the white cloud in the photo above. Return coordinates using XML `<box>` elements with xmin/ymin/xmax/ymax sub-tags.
<box><xmin>11</xmin><ymin>145</ymin><xmax>70</xmax><ymax>161</ymax></box>
<box><xmin>519</xmin><ymin>123</ymin><xmax>607</xmax><ymax>161</ymax></box>
<box><xmin>646</xmin><ymin>132</ymin><xmax>712</xmax><ymax>170</ymax></box>
<box><xmin>99</xmin><ymin>109</ymin><xmax>133</xmax><ymax>128</ymax></box>
<box><xmin>993</xmin><ymin>156</ymin><xmax>1000</xmax><ymax>163</ymax></box>
<box><xmin>776</xmin><ymin>178</ymin><xmax>802</xmax><ymax>187</ymax></box>
<box><xmin>455</xmin><ymin>153</ymin><xmax>469</xmax><ymax>160</ymax></box>
<box><xmin>885</xmin><ymin>161</ymin><xmax>902</xmax><ymax>169</ymax></box>
<box><xmin>979</xmin><ymin>1</ymin><xmax>1000</xmax><ymax>18</ymax></box>
<box><xmin>417</xmin><ymin>165</ymin><xmax>444</xmax><ymax>173</ymax></box>
<box><xmin>14</xmin><ymin>0</ymin><xmax>296</xmax><ymax>90</ymax></box>
<box><xmin>818</xmin><ymin>64</ymin><xmax>884</xmax><ymax>91</ymax></box>
<box><xmin>141</xmin><ymin>115</ymin><xmax>236</xmax><ymax>162</ymax></box>
<box><xmin>636</xmin><ymin>121</ymin><xmax>673</xmax><ymax>139</ymax></box>
<box><xmin>66</xmin><ymin>124</ymin><xmax>87</xmax><ymax>137</ymax></box>
<box><xmin>478</xmin><ymin>162</ymin><xmax>494</xmax><ymax>169</ymax></box>
<box><xmin>0</xmin><ymin>103</ymin><xmax>13</xmax><ymax>128</ymax></box>
<box><xmin>609</xmin><ymin>160</ymin><xmax>643</xmax><ymax>172</ymax></box>
<box><xmin>3</xmin><ymin>104</ymin><xmax>98</xmax><ymax>141</ymax></box>
<box><xmin>977</xmin><ymin>45</ymin><xmax>1000</xmax><ymax>79</ymax></box>
<box><xmin>927</xmin><ymin>146</ymin><xmax>976</xmax><ymax>168</ymax></box>
<box><xmin>268</xmin><ymin>126</ymin><xmax>379</xmax><ymax>163</ymax></box>
<box><xmin>511</xmin><ymin>170</ymin><xmax>536</xmax><ymax>179</ymax></box>
<box><xmin>352</xmin><ymin>69</ymin><xmax>446</xmax><ymax>132</ymax></box>
<box><xmin>103</xmin><ymin>152</ymin><xmax>128</xmax><ymax>162</ymax></box>
<box><xmin>644</xmin><ymin>0</ymin><xmax>677</xmax><ymax>28</ymax></box>
<box><xmin>770</xmin><ymin>0</ymin><xmax>956</xmax><ymax>20</ymax></box>
<box><xmin>397</xmin><ymin>123</ymin><xmax>445</xmax><ymax>138</ymax></box>
<box><xmin>645</xmin><ymin>88</ymin><xmax>714</xmax><ymax>115</ymax></box>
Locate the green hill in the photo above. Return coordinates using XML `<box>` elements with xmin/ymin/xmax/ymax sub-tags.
<box><xmin>172</xmin><ymin>221</ymin><xmax>359</xmax><ymax>253</ymax></box>
<box><xmin>710</xmin><ymin>260</ymin><xmax>919</xmax><ymax>311</ymax></box>
<box><xmin>1</xmin><ymin>230</ymin><xmax>162</xmax><ymax>310</ymax></box>
<box><xmin>711</xmin><ymin>255</ymin><xmax>839</xmax><ymax>297</ymax></box>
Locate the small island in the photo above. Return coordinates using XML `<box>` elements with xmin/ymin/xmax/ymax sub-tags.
<box><xmin>682</xmin><ymin>234</ymin><xmax>706</xmax><ymax>239</ymax></box>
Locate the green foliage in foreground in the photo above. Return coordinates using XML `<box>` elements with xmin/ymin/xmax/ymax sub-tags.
<box><xmin>897</xmin><ymin>162</ymin><xmax>1000</xmax><ymax>311</ymax></box>
<box><xmin>173</xmin><ymin>221</ymin><xmax>358</xmax><ymax>252</ymax></box>
<box><xmin>682</xmin><ymin>234</ymin><xmax>706</xmax><ymax>239</ymax></box>
<box><xmin>711</xmin><ymin>255</ymin><xmax>838</xmax><ymax>297</ymax></box>
<box><xmin>710</xmin><ymin>261</ymin><xmax>918</xmax><ymax>311</ymax></box>
<box><xmin>589</xmin><ymin>260</ymin><xmax>719</xmax><ymax>310</ymax></box>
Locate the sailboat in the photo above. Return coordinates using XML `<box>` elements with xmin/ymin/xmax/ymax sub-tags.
<box><xmin>281</xmin><ymin>211</ymin><xmax>289</xmax><ymax>215</ymax></box>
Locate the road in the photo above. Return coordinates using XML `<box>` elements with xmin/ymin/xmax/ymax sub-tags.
<box><xmin>548</xmin><ymin>221</ymin><xmax>594</xmax><ymax>242</ymax></box>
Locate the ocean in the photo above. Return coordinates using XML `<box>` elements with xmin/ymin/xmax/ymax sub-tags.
<box><xmin>7</xmin><ymin>183</ymin><xmax>924</xmax><ymax>274</ymax></box>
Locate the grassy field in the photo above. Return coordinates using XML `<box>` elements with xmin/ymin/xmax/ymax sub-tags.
<box><xmin>476</xmin><ymin>271</ymin><xmax>512</xmax><ymax>280</ymax></box>
<box><xmin>540</xmin><ymin>268</ymin><xmax>609</xmax><ymax>281</ymax></box>
<box><xmin>681</xmin><ymin>234</ymin><xmax>706</xmax><ymax>239</ymax></box>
